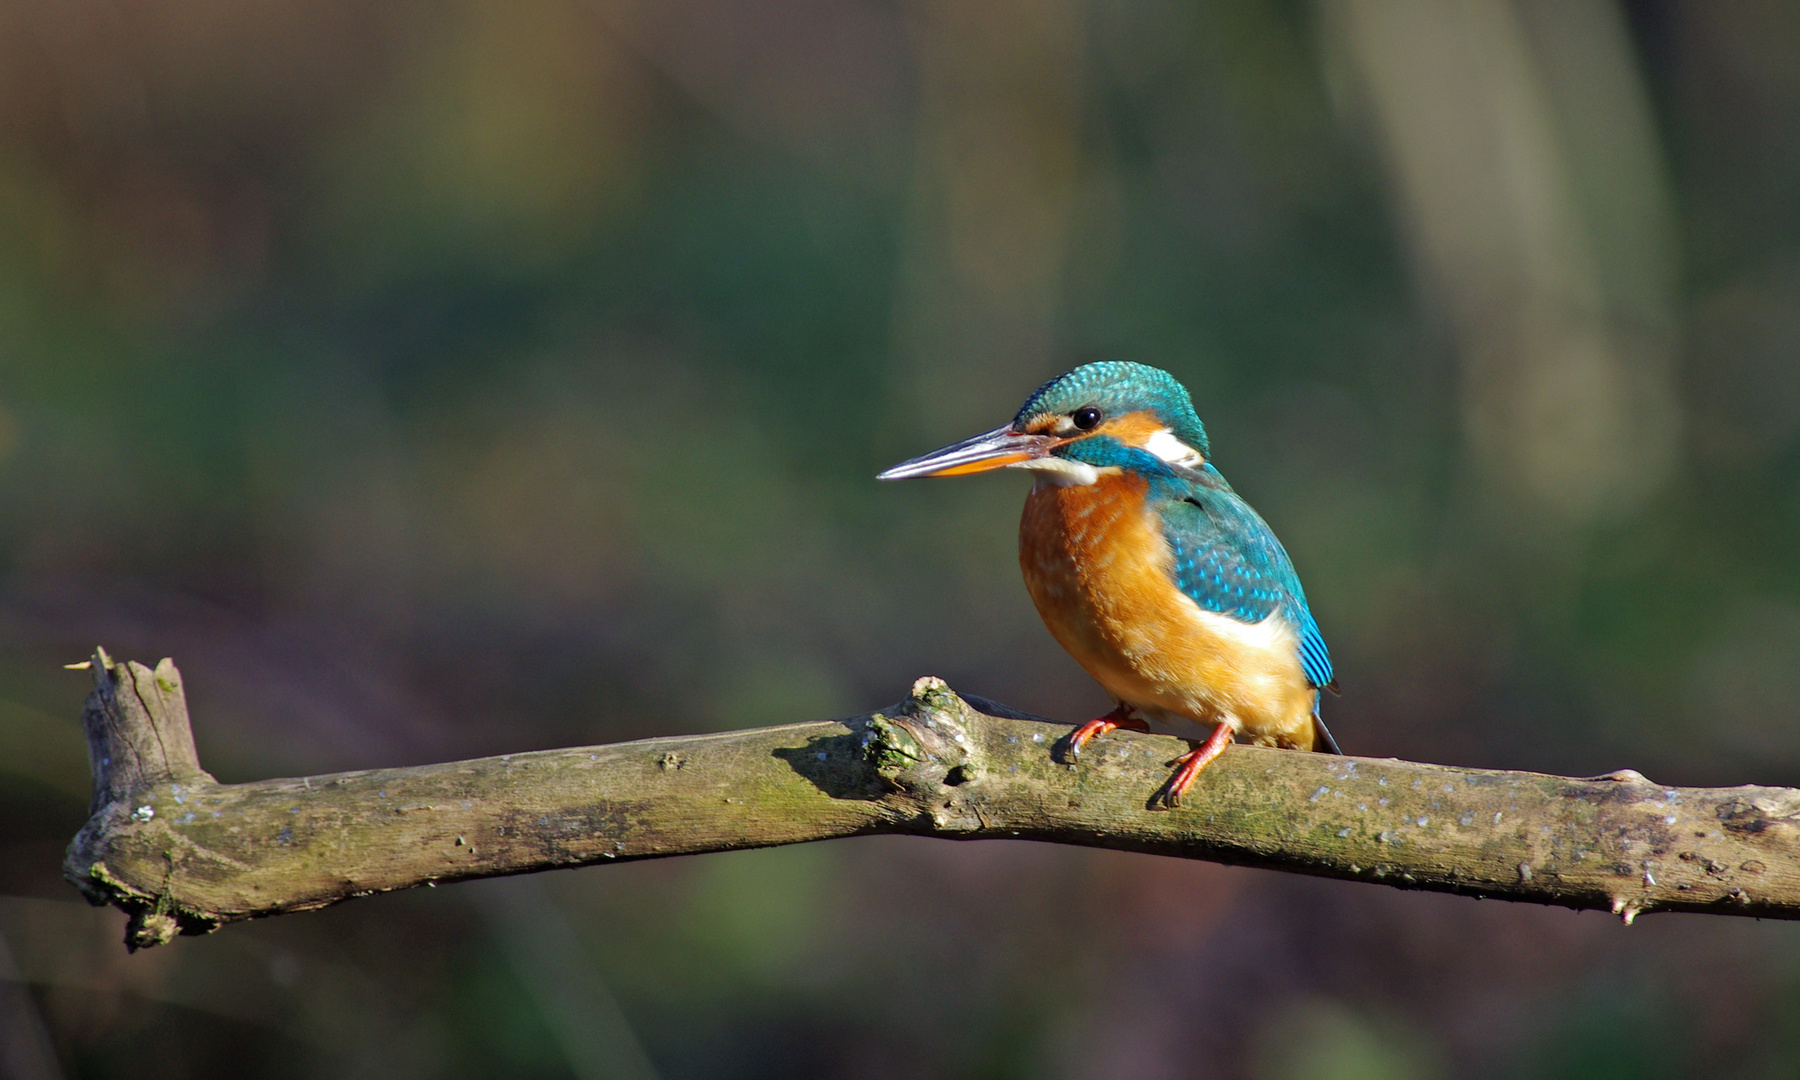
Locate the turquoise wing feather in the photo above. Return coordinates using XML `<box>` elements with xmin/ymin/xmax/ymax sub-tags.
<box><xmin>1157</xmin><ymin>469</ymin><xmax>1335</xmax><ymax>693</ymax></box>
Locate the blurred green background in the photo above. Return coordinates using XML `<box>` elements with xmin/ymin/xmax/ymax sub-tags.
<box><xmin>3</xmin><ymin>0</ymin><xmax>1800</xmax><ymax>1076</ymax></box>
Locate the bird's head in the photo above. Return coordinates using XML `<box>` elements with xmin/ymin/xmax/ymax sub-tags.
<box><xmin>878</xmin><ymin>361</ymin><xmax>1210</xmax><ymax>485</ymax></box>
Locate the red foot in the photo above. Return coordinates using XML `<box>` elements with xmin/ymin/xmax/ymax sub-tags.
<box><xmin>1159</xmin><ymin>721</ymin><xmax>1235</xmax><ymax>807</ymax></box>
<box><xmin>1064</xmin><ymin>705</ymin><xmax>1150</xmax><ymax>760</ymax></box>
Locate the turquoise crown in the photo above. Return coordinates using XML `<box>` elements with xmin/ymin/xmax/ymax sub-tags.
<box><xmin>1013</xmin><ymin>362</ymin><xmax>1210</xmax><ymax>458</ymax></box>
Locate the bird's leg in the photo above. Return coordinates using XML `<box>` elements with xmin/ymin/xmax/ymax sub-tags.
<box><xmin>1157</xmin><ymin>720</ymin><xmax>1236</xmax><ymax>808</ymax></box>
<box><xmin>1062</xmin><ymin>704</ymin><xmax>1149</xmax><ymax>760</ymax></box>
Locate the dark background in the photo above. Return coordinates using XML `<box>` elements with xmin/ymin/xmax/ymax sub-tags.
<box><xmin>3</xmin><ymin>1</ymin><xmax>1800</xmax><ymax>1076</ymax></box>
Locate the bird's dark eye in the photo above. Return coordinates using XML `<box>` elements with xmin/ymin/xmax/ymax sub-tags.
<box><xmin>1071</xmin><ymin>406</ymin><xmax>1103</xmax><ymax>431</ymax></box>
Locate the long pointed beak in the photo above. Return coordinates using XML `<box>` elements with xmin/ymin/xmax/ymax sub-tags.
<box><xmin>877</xmin><ymin>424</ymin><xmax>1056</xmax><ymax>480</ymax></box>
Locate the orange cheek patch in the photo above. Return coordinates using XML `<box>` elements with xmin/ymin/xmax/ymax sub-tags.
<box><xmin>1092</xmin><ymin>411</ymin><xmax>1168</xmax><ymax>447</ymax></box>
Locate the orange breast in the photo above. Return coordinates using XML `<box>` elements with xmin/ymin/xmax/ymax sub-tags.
<box><xmin>1018</xmin><ymin>477</ymin><xmax>1317</xmax><ymax>748</ymax></box>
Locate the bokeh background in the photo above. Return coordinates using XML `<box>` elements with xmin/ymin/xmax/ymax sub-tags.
<box><xmin>2</xmin><ymin>0</ymin><xmax>1800</xmax><ymax>1076</ymax></box>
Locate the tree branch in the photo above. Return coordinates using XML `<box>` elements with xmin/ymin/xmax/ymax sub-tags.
<box><xmin>63</xmin><ymin>650</ymin><xmax>1800</xmax><ymax>950</ymax></box>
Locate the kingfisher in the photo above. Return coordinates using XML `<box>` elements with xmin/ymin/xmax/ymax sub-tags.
<box><xmin>879</xmin><ymin>362</ymin><xmax>1339</xmax><ymax>806</ymax></box>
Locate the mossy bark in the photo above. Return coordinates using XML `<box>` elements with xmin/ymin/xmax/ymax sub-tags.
<box><xmin>64</xmin><ymin>652</ymin><xmax>1800</xmax><ymax>950</ymax></box>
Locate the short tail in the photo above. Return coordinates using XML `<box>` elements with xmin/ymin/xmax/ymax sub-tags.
<box><xmin>1312</xmin><ymin>693</ymin><xmax>1341</xmax><ymax>755</ymax></box>
<box><xmin>1313</xmin><ymin>716</ymin><xmax>1341</xmax><ymax>755</ymax></box>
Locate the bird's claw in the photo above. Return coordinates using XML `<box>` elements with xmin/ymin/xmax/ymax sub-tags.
<box><xmin>1148</xmin><ymin>722</ymin><xmax>1235</xmax><ymax>810</ymax></box>
<box><xmin>1057</xmin><ymin>708</ymin><xmax>1147</xmax><ymax>764</ymax></box>
<box><xmin>1056</xmin><ymin>711</ymin><xmax>1234</xmax><ymax>808</ymax></box>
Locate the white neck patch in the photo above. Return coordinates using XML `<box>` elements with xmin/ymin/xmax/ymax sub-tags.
<box><xmin>1143</xmin><ymin>428</ymin><xmax>1203</xmax><ymax>468</ymax></box>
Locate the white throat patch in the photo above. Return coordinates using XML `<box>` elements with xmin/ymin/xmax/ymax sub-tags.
<box><xmin>1143</xmin><ymin>428</ymin><xmax>1203</xmax><ymax>468</ymax></box>
<box><xmin>1010</xmin><ymin>457</ymin><xmax>1102</xmax><ymax>487</ymax></box>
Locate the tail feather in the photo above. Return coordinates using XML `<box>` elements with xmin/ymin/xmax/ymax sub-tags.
<box><xmin>1312</xmin><ymin>713</ymin><xmax>1342</xmax><ymax>755</ymax></box>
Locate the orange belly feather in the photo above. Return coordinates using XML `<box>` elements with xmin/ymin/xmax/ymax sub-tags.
<box><xmin>1019</xmin><ymin>475</ymin><xmax>1318</xmax><ymax>749</ymax></box>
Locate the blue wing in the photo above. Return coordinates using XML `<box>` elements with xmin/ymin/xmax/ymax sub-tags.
<box><xmin>1295</xmin><ymin>610</ymin><xmax>1335</xmax><ymax>692</ymax></box>
<box><xmin>1158</xmin><ymin>471</ymin><xmax>1335</xmax><ymax>692</ymax></box>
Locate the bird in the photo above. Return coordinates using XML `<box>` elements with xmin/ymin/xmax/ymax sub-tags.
<box><xmin>878</xmin><ymin>361</ymin><xmax>1339</xmax><ymax>806</ymax></box>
